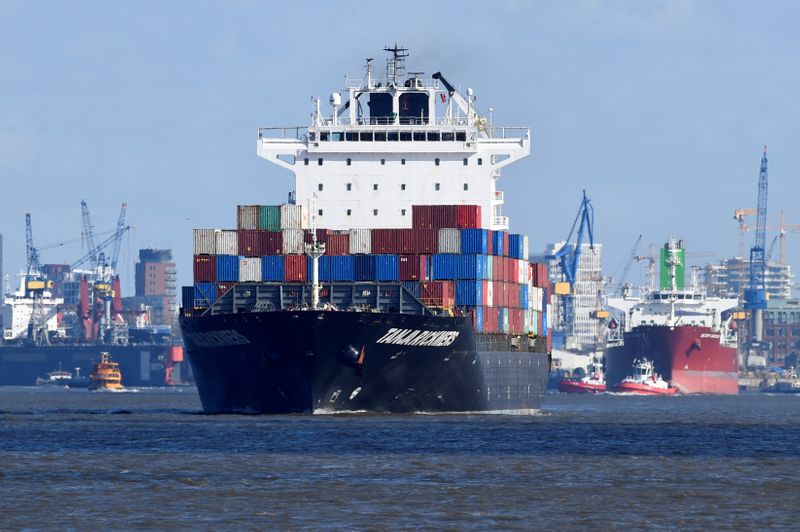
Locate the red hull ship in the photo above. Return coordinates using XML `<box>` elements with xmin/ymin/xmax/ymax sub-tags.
<box><xmin>558</xmin><ymin>379</ymin><xmax>606</xmax><ymax>394</ymax></box>
<box><xmin>606</xmin><ymin>325</ymin><xmax>738</xmax><ymax>394</ymax></box>
<box><xmin>606</xmin><ymin>239</ymin><xmax>739</xmax><ymax>395</ymax></box>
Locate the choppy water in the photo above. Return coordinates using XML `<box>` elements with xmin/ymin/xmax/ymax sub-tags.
<box><xmin>1</xmin><ymin>388</ymin><xmax>799</xmax><ymax>529</ymax></box>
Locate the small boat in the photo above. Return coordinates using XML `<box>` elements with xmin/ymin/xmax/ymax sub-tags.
<box><xmin>35</xmin><ymin>363</ymin><xmax>73</xmax><ymax>387</ymax></box>
<box><xmin>613</xmin><ymin>358</ymin><xmax>677</xmax><ymax>395</ymax></box>
<box><xmin>559</xmin><ymin>370</ymin><xmax>607</xmax><ymax>394</ymax></box>
<box><xmin>88</xmin><ymin>352</ymin><xmax>123</xmax><ymax>391</ymax></box>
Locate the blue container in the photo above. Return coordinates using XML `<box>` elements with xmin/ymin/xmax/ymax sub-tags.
<box><xmin>375</xmin><ymin>255</ymin><xmax>399</xmax><ymax>281</ymax></box>
<box><xmin>330</xmin><ymin>255</ymin><xmax>355</xmax><ymax>282</ymax></box>
<box><xmin>194</xmin><ymin>282</ymin><xmax>216</xmax><ymax>307</ymax></box>
<box><xmin>542</xmin><ymin>311</ymin><xmax>548</xmax><ymax>337</ymax></box>
<box><xmin>216</xmin><ymin>255</ymin><xmax>240</xmax><ymax>281</ymax></box>
<box><xmin>262</xmin><ymin>256</ymin><xmax>285</xmax><ymax>281</ymax></box>
<box><xmin>460</xmin><ymin>229</ymin><xmax>489</xmax><ymax>254</ymax></box>
<box><xmin>355</xmin><ymin>255</ymin><xmax>376</xmax><ymax>281</ymax></box>
<box><xmin>499</xmin><ymin>307</ymin><xmax>510</xmax><ymax>333</ymax></box>
<box><xmin>473</xmin><ymin>306</ymin><xmax>484</xmax><ymax>333</ymax></box>
<box><xmin>521</xmin><ymin>285</ymin><xmax>529</xmax><ymax>310</ymax></box>
<box><xmin>402</xmin><ymin>281</ymin><xmax>421</xmax><ymax>298</ymax></box>
<box><xmin>542</xmin><ymin>287</ymin><xmax>548</xmax><ymax>311</ymax></box>
<box><xmin>306</xmin><ymin>256</ymin><xmax>332</xmax><ymax>282</ymax></box>
<box><xmin>508</xmin><ymin>234</ymin><xmax>525</xmax><ymax>259</ymax></box>
<box><xmin>182</xmin><ymin>286</ymin><xmax>195</xmax><ymax>310</ymax></box>
<box><xmin>492</xmin><ymin>231</ymin><xmax>505</xmax><ymax>256</ymax></box>
<box><xmin>457</xmin><ymin>254</ymin><xmax>486</xmax><ymax>280</ymax></box>
<box><xmin>432</xmin><ymin>254</ymin><xmax>458</xmax><ymax>280</ymax></box>
<box><xmin>456</xmin><ymin>280</ymin><xmax>483</xmax><ymax>306</ymax></box>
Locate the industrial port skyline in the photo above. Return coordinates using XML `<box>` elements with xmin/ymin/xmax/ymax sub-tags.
<box><xmin>1</xmin><ymin>1</ymin><xmax>799</xmax><ymax>294</ymax></box>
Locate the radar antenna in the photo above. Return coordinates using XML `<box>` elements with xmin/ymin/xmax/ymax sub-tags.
<box><xmin>384</xmin><ymin>43</ymin><xmax>409</xmax><ymax>86</ymax></box>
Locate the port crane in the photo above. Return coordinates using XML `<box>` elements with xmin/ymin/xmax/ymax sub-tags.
<box><xmin>23</xmin><ymin>213</ymin><xmax>55</xmax><ymax>345</ymax></box>
<box><xmin>547</xmin><ymin>190</ymin><xmax>595</xmax><ymax>348</ymax></box>
<box><xmin>744</xmin><ymin>147</ymin><xmax>769</xmax><ymax>345</ymax></box>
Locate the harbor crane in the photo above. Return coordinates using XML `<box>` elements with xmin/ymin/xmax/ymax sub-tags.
<box><xmin>744</xmin><ymin>147</ymin><xmax>769</xmax><ymax>343</ymax></box>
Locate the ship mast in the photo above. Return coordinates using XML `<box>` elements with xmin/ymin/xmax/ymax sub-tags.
<box><xmin>305</xmin><ymin>194</ymin><xmax>325</xmax><ymax>310</ymax></box>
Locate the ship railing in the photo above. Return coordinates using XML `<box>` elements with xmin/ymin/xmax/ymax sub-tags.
<box><xmin>259</xmin><ymin>122</ymin><xmax>529</xmax><ymax>140</ymax></box>
<box><xmin>493</xmin><ymin>216</ymin><xmax>509</xmax><ymax>230</ymax></box>
<box><xmin>257</xmin><ymin>126</ymin><xmax>308</xmax><ymax>141</ymax></box>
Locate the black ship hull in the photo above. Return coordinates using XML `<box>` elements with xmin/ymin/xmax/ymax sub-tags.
<box><xmin>180</xmin><ymin>310</ymin><xmax>549</xmax><ymax>414</ymax></box>
<box><xmin>0</xmin><ymin>344</ymin><xmax>174</xmax><ymax>387</ymax></box>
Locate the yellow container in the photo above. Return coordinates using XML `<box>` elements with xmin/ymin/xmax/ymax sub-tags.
<box><xmin>554</xmin><ymin>282</ymin><xmax>571</xmax><ymax>295</ymax></box>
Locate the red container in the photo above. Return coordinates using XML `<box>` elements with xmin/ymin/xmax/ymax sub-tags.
<box><xmin>216</xmin><ymin>282</ymin><xmax>236</xmax><ymax>298</ymax></box>
<box><xmin>412</xmin><ymin>205</ymin><xmax>433</xmax><ymax>229</ymax></box>
<box><xmin>284</xmin><ymin>255</ymin><xmax>307</xmax><ymax>282</ymax></box>
<box><xmin>481</xmin><ymin>280</ymin><xmax>489</xmax><ymax>306</ymax></box>
<box><xmin>399</xmin><ymin>255</ymin><xmax>427</xmax><ymax>281</ymax></box>
<box><xmin>193</xmin><ymin>254</ymin><xmax>216</xmax><ymax>282</ymax></box>
<box><xmin>261</xmin><ymin>231</ymin><xmax>283</xmax><ymax>255</ymax></box>
<box><xmin>304</xmin><ymin>228</ymin><xmax>331</xmax><ymax>245</ymax></box>
<box><xmin>504</xmin><ymin>257</ymin><xmax>514</xmax><ymax>283</ymax></box>
<box><xmin>420</xmin><ymin>280</ymin><xmax>455</xmax><ymax>308</ymax></box>
<box><xmin>371</xmin><ymin>229</ymin><xmax>397</xmax><ymax>254</ymax></box>
<box><xmin>440</xmin><ymin>205</ymin><xmax>458</xmax><ymax>228</ymax></box>
<box><xmin>486</xmin><ymin>229</ymin><xmax>494</xmax><ymax>255</ymax></box>
<box><xmin>238</xmin><ymin>230</ymin><xmax>264</xmax><ymax>257</ymax></box>
<box><xmin>454</xmin><ymin>205</ymin><xmax>482</xmax><ymax>229</ymax></box>
<box><xmin>326</xmin><ymin>232</ymin><xmax>350</xmax><ymax>256</ymax></box>
<box><xmin>503</xmin><ymin>232</ymin><xmax>510</xmax><ymax>257</ymax></box>
<box><xmin>492</xmin><ymin>256</ymin><xmax>502</xmax><ymax>282</ymax></box>
<box><xmin>396</xmin><ymin>229</ymin><xmax>414</xmax><ymax>254</ymax></box>
<box><xmin>412</xmin><ymin>229</ymin><xmax>437</xmax><ymax>254</ymax></box>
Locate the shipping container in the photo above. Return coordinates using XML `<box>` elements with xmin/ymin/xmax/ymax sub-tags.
<box><xmin>262</xmin><ymin>256</ymin><xmax>284</xmax><ymax>281</ymax></box>
<box><xmin>216</xmin><ymin>230</ymin><xmax>238</xmax><ymax>256</ymax></box>
<box><xmin>399</xmin><ymin>255</ymin><xmax>427</xmax><ymax>281</ymax></box>
<box><xmin>181</xmin><ymin>286</ymin><xmax>194</xmax><ymax>310</ymax></box>
<box><xmin>238</xmin><ymin>230</ymin><xmax>264</xmax><ymax>257</ymax></box>
<box><xmin>193</xmin><ymin>254</ymin><xmax>216</xmax><ymax>283</ymax></box>
<box><xmin>521</xmin><ymin>285</ymin><xmax>530</xmax><ymax>310</ymax></box>
<box><xmin>349</xmin><ymin>229</ymin><xmax>372</xmax><ymax>254</ymax></box>
<box><xmin>307</xmin><ymin>256</ymin><xmax>331</xmax><ymax>282</ymax></box>
<box><xmin>216</xmin><ymin>282</ymin><xmax>236</xmax><ymax>298</ymax></box>
<box><xmin>412</xmin><ymin>205</ymin><xmax>433</xmax><ymax>229</ymax></box>
<box><xmin>258</xmin><ymin>205</ymin><xmax>281</xmax><ymax>231</ymax></box>
<box><xmin>412</xmin><ymin>229</ymin><xmax>437</xmax><ymax>254</ymax></box>
<box><xmin>304</xmin><ymin>228</ymin><xmax>331</xmax><ymax>245</ymax></box>
<box><xmin>486</xmin><ymin>229</ymin><xmax>494</xmax><ymax>256</ymax></box>
<box><xmin>491</xmin><ymin>230</ymin><xmax>505</xmax><ymax>256</ymax></box>
<box><xmin>282</xmin><ymin>229</ymin><xmax>304</xmax><ymax>255</ymax></box>
<box><xmin>455</xmin><ymin>280</ymin><xmax>483</xmax><ymax>306</ymax></box>
<box><xmin>396</xmin><ymin>229</ymin><xmax>414</xmax><ymax>254</ymax></box>
<box><xmin>485</xmin><ymin>281</ymin><xmax>494</xmax><ymax>307</ymax></box>
<box><xmin>420</xmin><ymin>280</ymin><xmax>455</xmax><ymax>308</ymax></box>
<box><xmin>456</xmin><ymin>254</ymin><xmax>487</xmax><ymax>280</ymax></box>
<box><xmin>354</xmin><ymin>255</ymin><xmax>375</xmax><ymax>281</ymax></box>
<box><xmin>375</xmin><ymin>255</ymin><xmax>399</xmax><ymax>281</ymax></box>
<box><xmin>193</xmin><ymin>229</ymin><xmax>217</xmax><ymax>255</ymax></box>
<box><xmin>326</xmin><ymin>232</ymin><xmax>350</xmax><ymax>256</ymax></box>
<box><xmin>472</xmin><ymin>307</ymin><xmax>484</xmax><ymax>333</ymax></box>
<box><xmin>329</xmin><ymin>255</ymin><xmax>355</xmax><ymax>281</ymax></box>
<box><xmin>239</xmin><ymin>257</ymin><xmax>262</xmax><ymax>282</ymax></box>
<box><xmin>237</xmin><ymin>205</ymin><xmax>260</xmax><ymax>230</ymax></box>
<box><xmin>508</xmin><ymin>234</ymin><xmax>524</xmax><ymax>259</ymax></box>
<box><xmin>194</xmin><ymin>282</ymin><xmax>216</xmax><ymax>308</ymax></box>
<box><xmin>431</xmin><ymin>254</ymin><xmax>458</xmax><ymax>280</ymax></box>
<box><xmin>460</xmin><ymin>229</ymin><xmax>489</xmax><ymax>254</ymax></box>
<box><xmin>261</xmin><ymin>231</ymin><xmax>283</xmax><ymax>255</ymax></box>
<box><xmin>371</xmin><ymin>229</ymin><xmax>397</xmax><ymax>254</ymax></box>
<box><xmin>216</xmin><ymin>255</ymin><xmax>240</xmax><ymax>282</ymax></box>
<box><xmin>454</xmin><ymin>205</ymin><xmax>481</xmax><ymax>229</ymax></box>
<box><xmin>437</xmin><ymin>228</ymin><xmax>461</xmax><ymax>253</ymax></box>
<box><xmin>431</xmin><ymin>205</ymin><xmax>456</xmax><ymax>229</ymax></box>
<box><xmin>284</xmin><ymin>255</ymin><xmax>307</xmax><ymax>282</ymax></box>
<box><xmin>280</xmin><ymin>204</ymin><xmax>307</xmax><ymax>230</ymax></box>
<box><xmin>500</xmin><ymin>307</ymin><xmax>510</xmax><ymax>333</ymax></box>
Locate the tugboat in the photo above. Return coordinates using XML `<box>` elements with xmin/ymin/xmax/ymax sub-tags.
<box><xmin>88</xmin><ymin>352</ymin><xmax>123</xmax><ymax>391</ymax></box>
<box><xmin>35</xmin><ymin>363</ymin><xmax>73</xmax><ymax>387</ymax></box>
<box><xmin>612</xmin><ymin>358</ymin><xmax>677</xmax><ymax>395</ymax></box>
<box><xmin>558</xmin><ymin>363</ymin><xmax>607</xmax><ymax>394</ymax></box>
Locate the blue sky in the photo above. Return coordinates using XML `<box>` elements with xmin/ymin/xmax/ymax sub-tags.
<box><xmin>1</xmin><ymin>0</ymin><xmax>799</xmax><ymax>294</ymax></box>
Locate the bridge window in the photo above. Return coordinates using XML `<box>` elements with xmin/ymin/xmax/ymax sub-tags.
<box><xmin>413</xmin><ymin>132</ymin><xmax>425</xmax><ymax>141</ymax></box>
<box><xmin>427</xmin><ymin>132</ymin><xmax>441</xmax><ymax>141</ymax></box>
<box><xmin>456</xmin><ymin>131</ymin><xmax>466</xmax><ymax>141</ymax></box>
<box><xmin>478</xmin><ymin>158</ymin><xmax>483</xmax><ymax>165</ymax></box>
<box><xmin>346</xmin><ymin>132</ymin><xmax>358</xmax><ymax>141</ymax></box>
<box><xmin>401</xmin><ymin>159</ymin><xmax>406</xmax><ymax>165</ymax></box>
<box><xmin>375</xmin><ymin>131</ymin><xmax>386</xmax><ymax>142</ymax></box>
<box><xmin>387</xmin><ymin>131</ymin><xmax>399</xmax><ymax>141</ymax></box>
<box><xmin>381</xmin><ymin>159</ymin><xmax>385</xmax><ymax>165</ymax></box>
<box><xmin>400</xmin><ymin>132</ymin><xmax>412</xmax><ymax>141</ymax></box>
<box><xmin>360</xmin><ymin>132</ymin><xmax>373</xmax><ymax>141</ymax></box>
<box><xmin>304</xmin><ymin>158</ymin><xmax>309</xmax><ymax>165</ymax></box>
<box><xmin>442</xmin><ymin>132</ymin><xmax>455</xmax><ymax>141</ymax></box>
<box><xmin>347</xmin><ymin>158</ymin><xmax>351</xmax><ymax>166</ymax></box>
<box><xmin>463</xmin><ymin>158</ymin><xmax>468</xmax><ymax>166</ymax></box>
<box><xmin>318</xmin><ymin>158</ymin><xmax>323</xmax><ymax>166</ymax></box>
<box><xmin>435</xmin><ymin>158</ymin><xmax>440</xmax><ymax>166</ymax></box>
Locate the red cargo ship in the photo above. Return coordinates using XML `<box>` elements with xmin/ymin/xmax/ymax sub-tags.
<box><xmin>605</xmin><ymin>239</ymin><xmax>739</xmax><ymax>395</ymax></box>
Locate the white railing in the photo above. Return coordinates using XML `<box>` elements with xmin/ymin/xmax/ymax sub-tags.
<box><xmin>257</xmin><ymin>124</ymin><xmax>529</xmax><ymax>142</ymax></box>
<box><xmin>493</xmin><ymin>216</ymin><xmax>509</xmax><ymax>230</ymax></box>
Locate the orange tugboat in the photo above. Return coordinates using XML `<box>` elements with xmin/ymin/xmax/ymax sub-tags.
<box><xmin>88</xmin><ymin>352</ymin><xmax>123</xmax><ymax>391</ymax></box>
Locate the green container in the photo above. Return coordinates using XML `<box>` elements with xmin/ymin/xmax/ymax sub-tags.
<box><xmin>258</xmin><ymin>205</ymin><xmax>281</xmax><ymax>231</ymax></box>
<box><xmin>660</xmin><ymin>247</ymin><xmax>685</xmax><ymax>290</ymax></box>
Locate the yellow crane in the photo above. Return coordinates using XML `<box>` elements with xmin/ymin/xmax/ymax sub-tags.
<box><xmin>733</xmin><ymin>209</ymin><xmax>800</xmax><ymax>265</ymax></box>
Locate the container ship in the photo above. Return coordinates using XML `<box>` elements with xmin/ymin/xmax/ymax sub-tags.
<box><xmin>179</xmin><ymin>46</ymin><xmax>553</xmax><ymax>414</ymax></box>
<box><xmin>605</xmin><ymin>239</ymin><xmax>740</xmax><ymax>394</ymax></box>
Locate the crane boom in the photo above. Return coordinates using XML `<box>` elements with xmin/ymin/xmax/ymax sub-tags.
<box><xmin>81</xmin><ymin>200</ymin><xmax>99</xmax><ymax>270</ymax></box>
<box><xmin>25</xmin><ymin>213</ymin><xmax>41</xmax><ymax>277</ymax></box>
<box><xmin>748</xmin><ymin>147</ymin><xmax>769</xmax><ymax>296</ymax></box>
<box><xmin>110</xmin><ymin>203</ymin><xmax>127</xmax><ymax>272</ymax></box>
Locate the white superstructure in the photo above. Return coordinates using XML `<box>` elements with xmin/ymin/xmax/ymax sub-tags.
<box><xmin>257</xmin><ymin>46</ymin><xmax>530</xmax><ymax>231</ymax></box>
<box><xmin>2</xmin><ymin>274</ymin><xmax>62</xmax><ymax>342</ymax></box>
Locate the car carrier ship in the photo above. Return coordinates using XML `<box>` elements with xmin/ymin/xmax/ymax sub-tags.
<box><xmin>179</xmin><ymin>46</ymin><xmax>552</xmax><ymax>414</ymax></box>
<box><xmin>605</xmin><ymin>239</ymin><xmax>740</xmax><ymax>394</ymax></box>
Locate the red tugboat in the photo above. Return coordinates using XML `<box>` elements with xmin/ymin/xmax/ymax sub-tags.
<box><xmin>613</xmin><ymin>358</ymin><xmax>677</xmax><ymax>395</ymax></box>
<box><xmin>558</xmin><ymin>362</ymin><xmax>606</xmax><ymax>393</ymax></box>
<box><xmin>606</xmin><ymin>239</ymin><xmax>739</xmax><ymax>394</ymax></box>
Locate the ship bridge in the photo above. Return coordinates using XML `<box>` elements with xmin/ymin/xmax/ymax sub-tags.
<box><xmin>257</xmin><ymin>46</ymin><xmax>530</xmax><ymax>231</ymax></box>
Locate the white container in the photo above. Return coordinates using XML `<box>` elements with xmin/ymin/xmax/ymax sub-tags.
<box><xmin>522</xmin><ymin>235</ymin><xmax>529</xmax><ymax>261</ymax></box>
<box><xmin>282</xmin><ymin>229</ymin><xmax>304</xmax><ymax>255</ymax></box>
<box><xmin>518</xmin><ymin>259</ymin><xmax>527</xmax><ymax>285</ymax></box>
<box><xmin>486</xmin><ymin>281</ymin><xmax>494</xmax><ymax>308</ymax></box>
<box><xmin>215</xmin><ymin>230</ymin><xmax>238</xmax><ymax>256</ymax></box>
<box><xmin>238</xmin><ymin>257</ymin><xmax>262</xmax><ymax>282</ymax></box>
<box><xmin>280</xmin><ymin>204</ymin><xmax>308</xmax><ymax>230</ymax></box>
<box><xmin>437</xmin><ymin>228</ymin><xmax>461</xmax><ymax>253</ymax></box>
<box><xmin>193</xmin><ymin>229</ymin><xmax>216</xmax><ymax>255</ymax></box>
<box><xmin>485</xmin><ymin>256</ymin><xmax>493</xmax><ymax>281</ymax></box>
<box><xmin>237</xmin><ymin>205</ymin><xmax>260</xmax><ymax>230</ymax></box>
<box><xmin>349</xmin><ymin>229</ymin><xmax>371</xmax><ymax>254</ymax></box>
